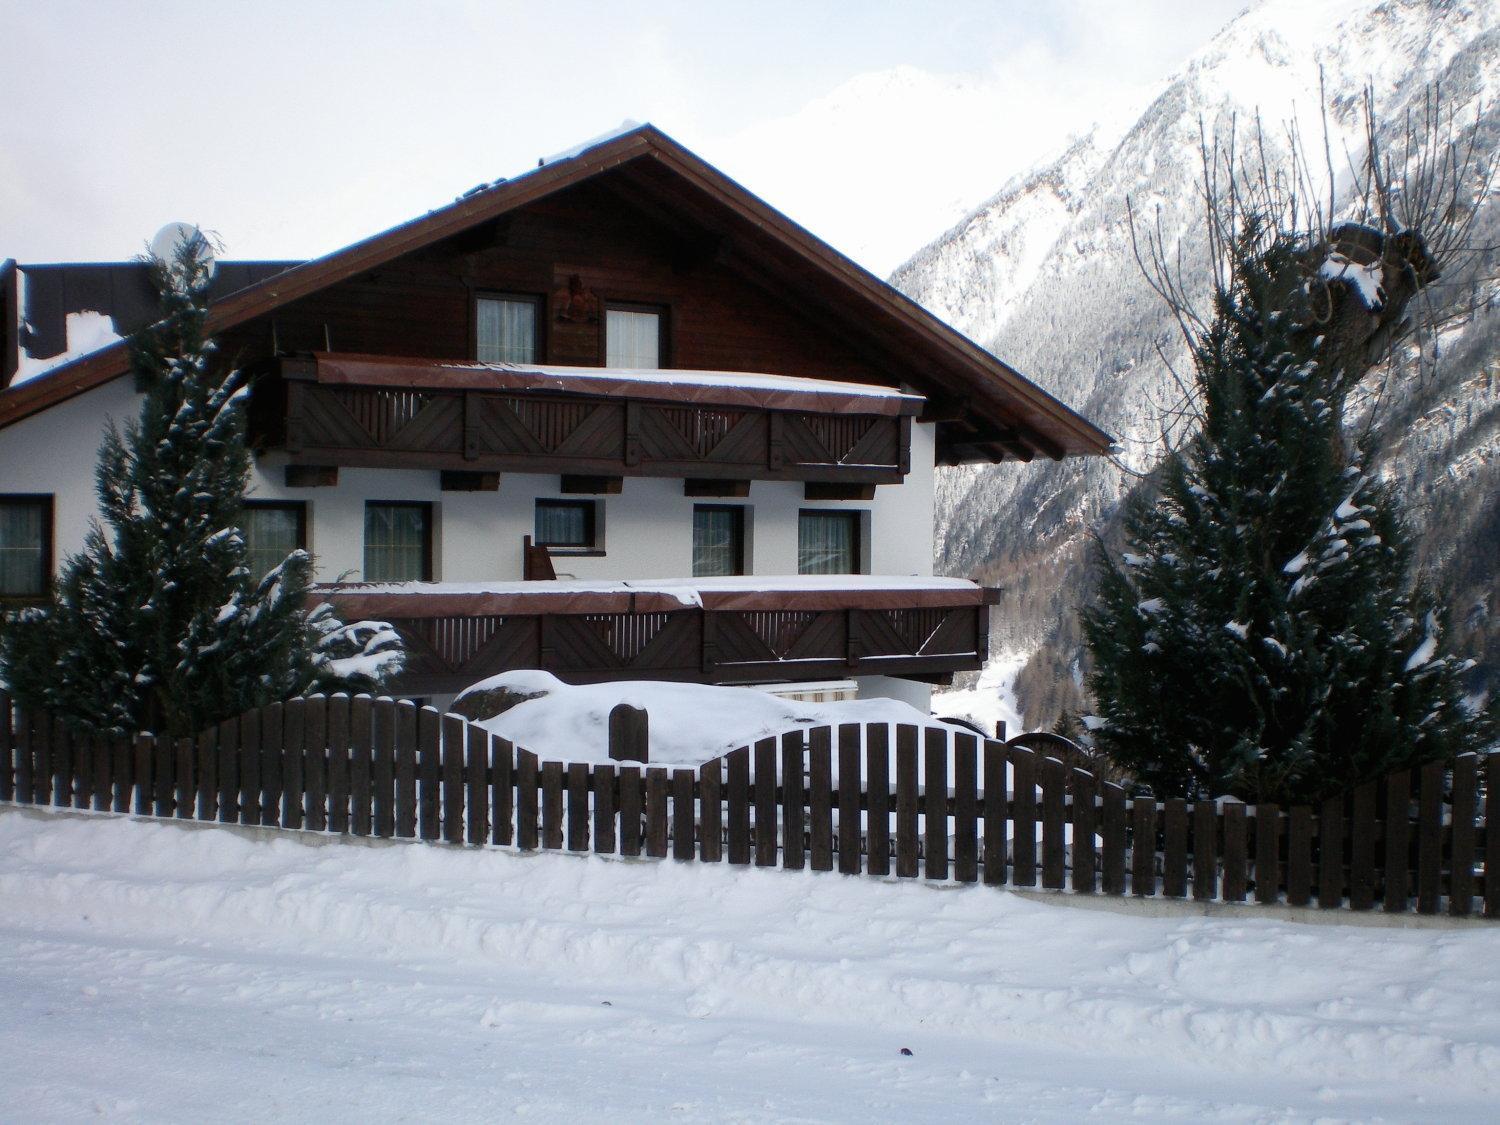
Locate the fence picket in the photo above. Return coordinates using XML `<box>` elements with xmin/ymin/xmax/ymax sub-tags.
<box><xmin>727</xmin><ymin>747</ymin><xmax>750</xmax><ymax>865</ymax></box>
<box><xmin>1101</xmin><ymin>783</ymin><xmax>1126</xmax><ymax>895</ymax></box>
<box><xmin>1132</xmin><ymin>795</ymin><xmax>1156</xmax><ymax>897</ymax></box>
<box><xmin>1349</xmin><ymin>782</ymin><xmax>1377</xmax><ymax>911</ymax></box>
<box><xmin>174</xmin><ymin>737</ymin><xmax>193</xmax><ymax>820</ymax></box>
<box><xmin>543</xmin><ymin>761</ymin><xmax>565</xmax><ymax>850</ymax></box>
<box><xmin>1383</xmin><ymin>771</ymin><xmax>1410</xmax><ymax>912</ymax></box>
<box><xmin>570</xmin><ymin>762</ymin><xmax>591</xmax><ymax>852</ymax></box>
<box><xmin>672</xmin><ymin>768</ymin><xmax>694</xmax><ymax>861</ymax></box>
<box><xmin>350</xmin><ymin>696</ymin><xmax>374</xmax><ymax>836</ymax></box>
<box><xmin>130</xmin><ymin>733</ymin><xmax>151</xmax><ymax>815</ymax></box>
<box><xmin>699</xmin><ymin>759</ymin><xmax>721</xmax><ymax>863</ymax></box>
<box><xmin>1041</xmin><ymin>756</ymin><xmax>1066</xmax><ymax>890</ymax></box>
<box><xmin>1488</xmin><ymin>755</ymin><xmax>1500</xmax><ymax>919</ymax></box>
<box><xmin>281</xmin><ymin>698</ymin><xmax>305</xmax><ymax>830</ymax></box>
<box><xmin>372</xmin><ymin>699</ymin><xmax>396</xmax><ymax>838</ymax></box>
<box><xmin>645</xmin><ymin>766</ymin><xmax>668</xmax><ymax>858</ymax></box>
<box><xmin>326</xmin><ymin>695</ymin><xmax>350</xmax><ymax>835</ymax></box>
<box><xmin>390</xmin><ymin>700</ymin><xmax>414</xmax><ymax>838</ymax></box>
<box><xmin>0</xmin><ymin>691</ymin><xmax>11</xmax><ymax>802</ymax></box>
<box><xmin>837</xmin><ymin>723</ymin><xmax>861</xmax><ymax>875</ymax></box>
<box><xmin>1163</xmin><ymin>798</ymin><xmax>1188</xmax><ymax>898</ymax></box>
<box><xmin>895</xmin><ymin>725</ymin><xmax>919</xmax><ymax>879</ymax></box>
<box><xmin>618</xmin><ymin>763</ymin><xmax>641</xmax><ymax>857</ymax></box>
<box><xmin>1287</xmin><ymin>806</ymin><xmax>1313</xmax><ymax>906</ymax></box>
<box><xmin>866</xmin><ymin>725</ymin><xmax>891</xmax><ymax>877</ymax></box>
<box><xmin>442</xmin><ymin>714</ymin><xmax>466</xmax><ymax>845</ymax></box>
<box><xmin>925</xmin><ymin>727</ymin><xmax>950</xmax><ymax>881</ymax></box>
<box><xmin>1319</xmin><ymin>796</ymin><xmax>1344</xmax><ymax>909</ymax></box>
<box><xmin>1451</xmin><ymin>754</ymin><xmax>1477</xmax><ymax>917</ymax></box>
<box><xmin>417</xmin><ymin>706</ymin><xmax>440</xmax><ymax>841</ymax></box>
<box><xmin>594</xmin><ymin>761</ymin><xmax>617</xmax><ymax>855</ymax></box>
<box><xmin>809</xmin><ymin>728</ymin><xmax>833</xmax><ymax>873</ymax></box>
<box><xmin>1254</xmin><ymin>804</ymin><xmax>1279</xmax><ymax>905</ymax></box>
<box><xmin>14</xmin><ymin>708</ymin><xmax>33</xmax><ymax>806</ymax></box>
<box><xmin>516</xmin><ymin>750</ymin><xmax>539</xmax><ymax>850</ymax></box>
<box><xmin>1222</xmin><ymin>803</ymin><xmax>1247</xmax><ymax>902</ymax></box>
<box><xmin>753</xmin><ymin>738</ymin><xmax>777</xmax><ymax>867</ymax></box>
<box><xmin>1072</xmin><ymin>770</ymin><xmax>1096</xmax><ymax>894</ymax></box>
<box><xmin>953</xmin><ymin>734</ymin><xmax>979</xmax><ymax>884</ymax></box>
<box><xmin>466</xmin><ymin>725</ymin><xmax>489</xmax><ymax>846</ymax></box>
<box><xmin>58</xmin><ymin>723</ymin><xmax>80</xmax><ymax>809</ymax></box>
<box><xmin>782</xmin><ymin>731</ymin><xmax>805</xmax><ymax>871</ymax></box>
<box><xmin>303</xmin><ymin>696</ymin><xmax>327</xmax><ymax>832</ymax></box>
<box><xmin>982</xmin><ymin>740</ymin><xmax>1007</xmax><ymax>887</ymax></box>
<box><xmin>94</xmin><ymin>734</ymin><xmax>113</xmax><ymax>814</ymax></box>
<box><xmin>33</xmin><ymin>714</ymin><xmax>53</xmax><ymax>806</ymax></box>
<box><xmin>193</xmin><ymin>729</ymin><xmax>214</xmax><ymax>822</ymax></box>
<box><xmin>1012</xmin><ymin>748</ymin><xmax>1037</xmax><ymax>887</ymax></box>
<box><xmin>492</xmin><ymin>737</ymin><xmax>514</xmax><ymax>846</ymax></box>
<box><xmin>260</xmin><ymin>702</ymin><xmax>283</xmax><ymax>828</ymax></box>
<box><xmin>152</xmin><ymin>731</ymin><xmax>173</xmax><ymax>817</ymax></box>
<box><xmin>1192</xmin><ymin>799</ymin><xmax>1216</xmax><ymax>900</ymax></box>
<box><xmin>111</xmin><ymin>732</ymin><xmax>131</xmax><ymax>815</ymax></box>
<box><xmin>1417</xmin><ymin>761</ymin><xmax>1443</xmax><ymax>914</ymax></box>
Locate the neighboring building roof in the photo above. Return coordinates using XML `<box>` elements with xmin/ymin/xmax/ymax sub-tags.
<box><xmin>0</xmin><ymin>124</ymin><xmax>1111</xmax><ymax>461</ymax></box>
<box><xmin>305</xmin><ymin>353</ymin><xmax>925</xmax><ymax>417</ymax></box>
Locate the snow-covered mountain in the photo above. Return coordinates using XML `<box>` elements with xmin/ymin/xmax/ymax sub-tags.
<box><xmin>893</xmin><ymin>0</ymin><xmax>1500</xmax><ymax>727</ymax></box>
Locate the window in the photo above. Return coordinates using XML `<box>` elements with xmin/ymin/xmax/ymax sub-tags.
<box><xmin>605</xmin><ymin>306</ymin><xmax>663</xmax><ymax>368</ymax></box>
<box><xmin>242</xmin><ymin>501</ymin><xmax>306</xmax><ymax>583</ymax></box>
<box><xmin>798</xmin><ymin>510</ymin><xmax>862</xmax><ymax>575</ymax></box>
<box><xmin>693</xmin><ymin>505</ymin><xmax>745</xmax><ymax>577</ymax></box>
<box><xmin>364</xmin><ymin>502</ymin><xmax>433</xmax><ymax>582</ymax></box>
<box><xmin>535</xmin><ymin>499</ymin><xmax>598</xmax><ymax>552</ymax></box>
<box><xmin>0</xmin><ymin>495</ymin><xmax>52</xmax><ymax>598</ymax></box>
<box><xmin>476</xmin><ymin>295</ymin><xmax>538</xmax><ymax>364</ymax></box>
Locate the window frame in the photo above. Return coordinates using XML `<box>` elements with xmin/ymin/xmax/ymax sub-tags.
<box><xmin>363</xmin><ymin>500</ymin><xmax>434</xmax><ymax>583</ymax></box>
<box><xmin>473</xmin><ymin>291</ymin><xmax>543</xmax><ymax>365</ymax></box>
<box><xmin>0</xmin><ymin>493</ymin><xmax>54</xmax><ymax>602</ymax></box>
<box><xmin>241</xmin><ymin>500</ymin><xmax>308</xmax><ymax>582</ymax></box>
<box><xmin>796</xmin><ymin>508</ymin><xmax>866</xmax><ymax>576</ymax></box>
<box><xmin>602</xmin><ymin>301</ymin><xmax>669</xmax><ymax>369</ymax></box>
<box><xmin>534</xmin><ymin>498</ymin><xmax>602</xmax><ymax>555</ymax></box>
<box><xmin>692</xmin><ymin>503</ymin><xmax>746</xmax><ymax>578</ymax></box>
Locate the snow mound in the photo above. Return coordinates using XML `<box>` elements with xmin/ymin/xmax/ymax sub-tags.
<box><xmin>456</xmin><ymin>671</ymin><xmax>978</xmax><ymax>768</ymax></box>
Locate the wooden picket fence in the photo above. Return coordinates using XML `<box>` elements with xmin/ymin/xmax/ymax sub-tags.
<box><xmin>1</xmin><ymin>691</ymin><xmax>1495</xmax><ymax>918</ymax></box>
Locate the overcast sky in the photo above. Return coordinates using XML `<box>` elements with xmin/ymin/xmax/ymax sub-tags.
<box><xmin>1</xmin><ymin>0</ymin><xmax>1247</xmax><ymax>277</ymax></box>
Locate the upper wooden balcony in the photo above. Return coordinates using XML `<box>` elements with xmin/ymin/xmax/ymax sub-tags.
<box><xmin>258</xmin><ymin>353</ymin><xmax>921</xmax><ymax>484</ymax></box>
<box><xmin>317</xmin><ymin>576</ymin><xmax>998</xmax><ymax>696</ymax></box>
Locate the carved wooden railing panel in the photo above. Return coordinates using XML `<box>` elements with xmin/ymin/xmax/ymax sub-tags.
<box><xmin>281</xmin><ymin>381</ymin><xmax>909</xmax><ymax>483</ymax></box>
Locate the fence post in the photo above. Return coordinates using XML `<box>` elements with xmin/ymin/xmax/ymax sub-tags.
<box><xmin>608</xmin><ymin>704</ymin><xmax>649</xmax><ymax>763</ymax></box>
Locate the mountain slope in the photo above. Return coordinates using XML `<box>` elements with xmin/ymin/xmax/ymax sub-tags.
<box><xmin>893</xmin><ymin>0</ymin><xmax>1500</xmax><ymax>726</ymax></box>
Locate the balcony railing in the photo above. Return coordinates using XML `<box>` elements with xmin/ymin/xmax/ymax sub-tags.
<box><xmin>317</xmin><ymin>576</ymin><xmax>997</xmax><ymax>696</ymax></box>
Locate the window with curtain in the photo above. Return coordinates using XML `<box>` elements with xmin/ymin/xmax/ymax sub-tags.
<box><xmin>477</xmin><ymin>296</ymin><xmax>538</xmax><ymax>364</ymax></box>
<box><xmin>364</xmin><ymin>502</ymin><xmax>432</xmax><ymax>582</ymax></box>
<box><xmin>798</xmin><ymin>510</ymin><xmax>861</xmax><ymax>575</ymax></box>
<box><xmin>242</xmin><ymin>502</ymin><xmax>306</xmax><ymax>583</ymax></box>
<box><xmin>0</xmin><ymin>495</ymin><xmax>50</xmax><ymax>598</ymax></box>
<box><xmin>693</xmin><ymin>505</ymin><xmax>745</xmax><ymax>577</ymax></box>
<box><xmin>535</xmin><ymin>499</ymin><xmax>597</xmax><ymax>550</ymax></box>
<box><xmin>605</xmin><ymin>307</ymin><xmax>662</xmax><ymax>368</ymax></box>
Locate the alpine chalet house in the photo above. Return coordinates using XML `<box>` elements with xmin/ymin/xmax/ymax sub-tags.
<box><xmin>0</xmin><ymin>125</ymin><xmax>1109</xmax><ymax>711</ymax></box>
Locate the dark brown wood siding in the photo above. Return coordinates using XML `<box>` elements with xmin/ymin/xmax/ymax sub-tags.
<box><xmin>218</xmin><ymin>178</ymin><xmax>901</xmax><ymax>390</ymax></box>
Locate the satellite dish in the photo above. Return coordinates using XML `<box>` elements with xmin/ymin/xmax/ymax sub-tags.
<box><xmin>150</xmin><ymin>222</ymin><xmax>217</xmax><ymax>280</ymax></box>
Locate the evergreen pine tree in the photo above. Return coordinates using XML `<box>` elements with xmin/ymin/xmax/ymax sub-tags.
<box><xmin>1083</xmin><ymin>218</ymin><xmax>1490</xmax><ymax>805</ymax></box>
<box><xmin>0</xmin><ymin>233</ymin><xmax>400</xmax><ymax>738</ymax></box>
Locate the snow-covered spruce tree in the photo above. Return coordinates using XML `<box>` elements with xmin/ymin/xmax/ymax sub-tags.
<box><xmin>0</xmin><ymin>234</ymin><xmax>401</xmax><ymax>738</ymax></box>
<box><xmin>1083</xmin><ymin>132</ymin><xmax>1493</xmax><ymax>805</ymax></box>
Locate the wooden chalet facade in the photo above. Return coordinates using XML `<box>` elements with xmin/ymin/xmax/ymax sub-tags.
<box><xmin>0</xmin><ymin>125</ymin><xmax>1109</xmax><ymax>707</ymax></box>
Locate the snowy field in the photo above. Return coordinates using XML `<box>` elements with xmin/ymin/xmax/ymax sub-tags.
<box><xmin>4</xmin><ymin>809</ymin><xmax>1500</xmax><ymax>1122</ymax></box>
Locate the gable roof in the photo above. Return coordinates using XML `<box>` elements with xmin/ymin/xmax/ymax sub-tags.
<box><xmin>0</xmin><ymin>124</ymin><xmax>1111</xmax><ymax>462</ymax></box>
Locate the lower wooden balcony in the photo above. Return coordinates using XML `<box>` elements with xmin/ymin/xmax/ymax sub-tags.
<box><xmin>318</xmin><ymin>576</ymin><xmax>998</xmax><ymax>697</ymax></box>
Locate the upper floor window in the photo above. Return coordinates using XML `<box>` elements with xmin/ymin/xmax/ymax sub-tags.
<box><xmin>605</xmin><ymin>305</ymin><xmax>663</xmax><ymax>368</ymax></box>
<box><xmin>477</xmin><ymin>295</ymin><xmax>538</xmax><ymax>364</ymax></box>
<box><xmin>798</xmin><ymin>509</ymin><xmax>863</xmax><ymax>575</ymax></box>
<box><xmin>242</xmin><ymin>501</ymin><xmax>307</xmax><ymax>584</ymax></box>
<box><xmin>365</xmin><ymin>501</ymin><xmax>433</xmax><ymax>582</ymax></box>
<box><xmin>0</xmin><ymin>494</ymin><xmax>52</xmax><ymax>599</ymax></box>
<box><xmin>693</xmin><ymin>505</ymin><xmax>745</xmax><ymax>577</ymax></box>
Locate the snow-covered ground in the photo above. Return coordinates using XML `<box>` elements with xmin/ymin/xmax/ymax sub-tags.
<box><xmin>4</xmin><ymin>809</ymin><xmax>1499</xmax><ymax>1121</ymax></box>
<box><xmin>931</xmin><ymin>651</ymin><xmax>1027</xmax><ymax>739</ymax></box>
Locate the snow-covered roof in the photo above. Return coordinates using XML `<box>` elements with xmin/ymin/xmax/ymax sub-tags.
<box><xmin>310</xmin><ymin>353</ymin><xmax>924</xmax><ymax>416</ymax></box>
